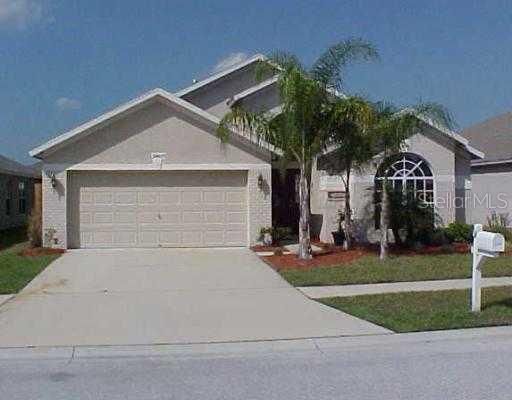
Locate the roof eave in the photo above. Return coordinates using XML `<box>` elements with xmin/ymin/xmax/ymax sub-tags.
<box><xmin>175</xmin><ymin>54</ymin><xmax>267</xmax><ymax>98</ymax></box>
<box><xmin>29</xmin><ymin>88</ymin><xmax>275</xmax><ymax>161</ymax></box>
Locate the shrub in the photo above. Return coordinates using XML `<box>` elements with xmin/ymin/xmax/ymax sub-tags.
<box><xmin>485</xmin><ymin>213</ymin><xmax>512</xmax><ymax>242</ymax></box>
<box><xmin>388</xmin><ymin>189</ymin><xmax>439</xmax><ymax>247</ymax></box>
<box><xmin>430</xmin><ymin>228</ymin><xmax>452</xmax><ymax>246</ymax></box>
<box><xmin>27</xmin><ymin>210</ymin><xmax>42</xmax><ymax>248</ymax></box>
<box><xmin>444</xmin><ymin>222</ymin><xmax>472</xmax><ymax>243</ymax></box>
<box><xmin>259</xmin><ymin>226</ymin><xmax>291</xmax><ymax>245</ymax></box>
<box><xmin>272</xmin><ymin>227</ymin><xmax>292</xmax><ymax>245</ymax></box>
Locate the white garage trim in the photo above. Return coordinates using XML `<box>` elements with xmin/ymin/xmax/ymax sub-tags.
<box><xmin>44</xmin><ymin>163</ymin><xmax>270</xmax><ymax>172</ymax></box>
<box><xmin>68</xmin><ymin>170</ymin><xmax>249</xmax><ymax>249</ymax></box>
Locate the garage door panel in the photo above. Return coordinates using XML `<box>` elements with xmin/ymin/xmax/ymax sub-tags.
<box><xmin>182</xmin><ymin>231</ymin><xmax>203</xmax><ymax>246</ymax></box>
<box><xmin>158</xmin><ymin>231</ymin><xmax>182</xmax><ymax>246</ymax></box>
<box><xmin>138</xmin><ymin>212</ymin><xmax>162</xmax><ymax>224</ymax></box>
<box><xmin>225</xmin><ymin>191</ymin><xmax>245</xmax><ymax>203</ymax></box>
<box><xmin>227</xmin><ymin>212</ymin><xmax>246</xmax><ymax>224</ymax></box>
<box><xmin>114</xmin><ymin>211</ymin><xmax>137</xmax><ymax>224</ymax></box>
<box><xmin>159</xmin><ymin>192</ymin><xmax>180</xmax><ymax>205</ymax></box>
<box><xmin>182</xmin><ymin>191</ymin><xmax>202</xmax><ymax>204</ymax></box>
<box><xmin>70</xmin><ymin>171</ymin><xmax>248</xmax><ymax>248</ymax></box>
<box><xmin>204</xmin><ymin>231</ymin><xmax>224</xmax><ymax>246</ymax></box>
<box><xmin>225</xmin><ymin>230</ymin><xmax>246</xmax><ymax>246</ymax></box>
<box><xmin>158</xmin><ymin>212</ymin><xmax>181</xmax><ymax>224</ymax></box>
<box><xmin>138</xmin><ymin>192</ymin><xmax>158</xmax><ymax>205</ymax></box>
<box><xmin>182</xmin><ymin>211</ymin><xmax>203</xmax><ymax>223</ymax></box>
<box><xmin>91</xmin><ymin>231</ymin><xmax>114</xmax><ymax>246</ymax></box>
<box><xmin>139</xmin><ymin>230</ymin><xmax>158</xmax><ymax>247</ymax></box>
<box><xmin>93</xmin><ymin>212</ymin><xmax>114</xmax><ymax>224</ymax></box>
<box><xmin>114</xmin><ymin>192</ymin><xmax>137</xmax><ymax>205</ymax></box>
<box><xmin>93</xmin><ymin>192</ymin><xmax>113</xmax><ymax>205</ymax></box>
<box><xmin>113</xmin><ymin>231</ymin><xmax>137</xmax><ymax>246</ymax></box>
<box><xmin>203</xmin><ymin>191</ymin><xmax>225</xmax><ymax>203</ymax></box>
<box><xmin>80</xmin><ymin>212</ymin><xmax>93</xmax><ymax>224</ymax></box>
<box><xmin>80</xmin><ymin>192</ymin><xmax>94</xmax><ymax>204</ymax></box>
<box><xmin>204</xmin><ymin>211</ymin><xmax>225</xmax><ymax>223</ymax></box>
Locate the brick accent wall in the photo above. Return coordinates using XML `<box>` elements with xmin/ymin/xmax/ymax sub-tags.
<box><xmin>247</xmin><ymin>167</ymin><xmax>272</xmax><ymax>246</ymax></box>
<box><xmin>42</xmin><ymin>170</ymin><xmax>67</xmax><ymax>248</ymax></box>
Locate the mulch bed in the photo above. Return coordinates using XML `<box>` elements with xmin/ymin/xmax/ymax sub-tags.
<box><xmin>18</xmin><ymin>247</ymin><xmax>66</xmax><ymax>257</ymax></box>
<box><xmin>264</xmin><ymin>247</ymin><xmax>371</xmax><ymax>270</ymax></box>
<box><xmin>261</xmin><ymin>242</ymin><xmax>471</xmax><ymax>271</ymax></box>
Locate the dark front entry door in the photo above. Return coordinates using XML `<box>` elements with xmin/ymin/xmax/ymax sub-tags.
<box><xmin>272</xmin><ymin>169</ymin><xmax>300</xmax><ymax>232</ymax></box>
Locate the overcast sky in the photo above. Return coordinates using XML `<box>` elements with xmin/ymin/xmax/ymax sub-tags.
<box><xmin>1</xmin><ymin>0</ymin><xmax>511</xmax><ymax>163</ymax></box>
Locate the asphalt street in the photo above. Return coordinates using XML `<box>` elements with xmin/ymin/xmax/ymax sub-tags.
<box><xmin>1</xmin><ymin>328</ymin><xmax>512</xmax><ymax>400</ymax></box>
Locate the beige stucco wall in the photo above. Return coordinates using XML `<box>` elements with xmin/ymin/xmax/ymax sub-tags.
<box><xmin>237</xmin><ymin>83</ymin><xmax>281</xmax><ymax>114</ymax></box>
<box><xmin>469</xmin><ymin>163</ymin><xmax>512</xmax><ymax>226</ymax></box>
<box><xmin>45</xmin><ymin>101</ymin><xmax>269</xmax><ymax>166</ymax></box>
<box><xmin>40</xmin><ymin>101</ymin><xmax>272</xmax><ymax>249</ymax></box>
<box><xmin>182</xmin><ymin>63</ymin><xmax>273</xmax><ymax>119</ymax></box>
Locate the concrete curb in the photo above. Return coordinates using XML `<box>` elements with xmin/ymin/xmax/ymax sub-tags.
<box><xmin>2</xmin><ymin>325</ymin><xmax>512</xmax><ymax>361</ymax></box>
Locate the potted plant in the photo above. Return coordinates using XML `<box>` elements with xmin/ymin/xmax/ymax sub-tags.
<box><xmin>331</xmin><ymin>210</ymin><xmax>346</xmax><ymax>247</ymax></box>
<box><xmin>260</xmin><ymin>227</ymin><xmax>273</xmax><ymax>246</ymax></box>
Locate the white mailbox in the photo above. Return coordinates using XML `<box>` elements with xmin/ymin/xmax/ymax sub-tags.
<box><xmin>471</xmin><ymin>224</ymin><xmax>505</xmax><ymax>312</ymax></box>
<box><xmin>474</xmin><ymin>231</ymin><xmax>505</xmax><ymax>254</ymax></box>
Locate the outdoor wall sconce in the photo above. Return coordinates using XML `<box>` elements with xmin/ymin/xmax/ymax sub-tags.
<box><xmin>257</xmin><ymin>174</ymin><xmax>264</xmax><ymax>190</ymax></box>
<box><xmin>50</xmin><ymin>172</ymin><xmax>57</xmax><ymax>189</ymax></box>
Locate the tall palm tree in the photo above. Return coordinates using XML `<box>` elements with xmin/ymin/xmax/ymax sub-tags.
<box><xmin>371</xmin><ymin>102</ymin><xmax>456</xmax><ymax>260</ymax></box>
<box><xmin>217</xmin><ymin>39</ymin><xmax>377</xmax><ymax>260</ymax></box>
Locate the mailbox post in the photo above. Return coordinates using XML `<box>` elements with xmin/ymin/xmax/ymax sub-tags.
<box><xmin>471</xmin><ymin>224</ymin><xmax>505</xmax><ymax>312</ymax></box>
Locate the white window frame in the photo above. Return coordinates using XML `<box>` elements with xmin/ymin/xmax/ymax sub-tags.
<box><xmin>375</xmin><ymin>153</ymin><xmax>435</xmax><ymax>207</ymax></box>
<box><xmin>18</xmin><ymin>181</ymin><xmax>26</xmax><ymax>214</ymax></box>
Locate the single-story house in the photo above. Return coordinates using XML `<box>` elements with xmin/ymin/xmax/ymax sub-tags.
<box><xmin>0</xmin><ymin>154</ymin><xmax>39</xmax><ymax>231</ymax></box>
<box><xmin>30</xmin><ymin>54</ymin><xmax>484</xmax><ymax>249</ymax></box>
<box><xmin>462</xmin><ymin>112</ymin><xmax>512</xmax><ymax>226</ymax></box>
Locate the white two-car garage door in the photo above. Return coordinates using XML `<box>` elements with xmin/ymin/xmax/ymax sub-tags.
<box><xmin>68</xmin><ymin>171</ymin><xmax>248</xmax><ymax>248</ymax></box>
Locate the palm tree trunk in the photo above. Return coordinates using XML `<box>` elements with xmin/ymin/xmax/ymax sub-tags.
<box><xmin>379</xmin><ymin>179</ymin><xmax>389</xmax><ymax>260</ymax></box>
<box><xmin>298</xmin><ymin>164</ymin><xmax>312</xmax><ymax>260</ymax></box>
<box><xmin>343</xmin><ymin>168</ymin><xmax>351</xmax><ymax>250</ymax></box>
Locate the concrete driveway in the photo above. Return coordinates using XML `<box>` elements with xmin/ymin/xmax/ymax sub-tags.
<box><xmin>0</xmin><ymin>248</ymin><xmax>389</xmax><ymax>347</ymax></box>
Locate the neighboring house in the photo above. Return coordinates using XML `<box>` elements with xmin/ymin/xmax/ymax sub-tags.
<box><xmin>462</xmin><ymin>112</ymin><xmax>512</xmax><ymax>226</ymax></box>
<box><xmin>0</xmin><ymin>154</ymin><xmax>39</xmax><ymax>231</ymax></box>
<box><xmin>30</xmin><ymin>54</ymin><xmax>483</xmax><ymax>249</ymax></box>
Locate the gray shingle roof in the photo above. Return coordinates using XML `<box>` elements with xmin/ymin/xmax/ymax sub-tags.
<box><xmin>0</xmin><ymin>154</ymin><xmax>39</xmax><ymax>178</ymax></box>
<box><xmin>462</xmin><ymin>112</ymin><xmax>512</xmax><ymax>164</ymax></box>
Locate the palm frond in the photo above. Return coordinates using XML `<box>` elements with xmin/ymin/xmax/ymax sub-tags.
<box><xmin>217</xmin><ymin>106</ymin><xmax>272</xmax><ymax>146</ymax></box>
<box><xmin>412</xmin><ymin>101</ymin><xmax>457</xmax><ymax>130</ymax></box>
<box><xmin>311</xmin><ymin>38</ymin><xmax>379</xmax><ymax>90</ymax></box>
<box><xmin>372</xmin><ymin>100</ymin><xmax>457</xmax><ymax>156</ymax></box>
<box><xmin>254</xmin><ymin>50</ymin><xmax>303</xmax><ymax>82</ymax></box>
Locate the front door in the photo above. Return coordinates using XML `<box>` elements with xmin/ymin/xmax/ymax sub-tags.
<box><xmin>272</xmin><ymin>169</ymin><xmax>300</xmax><ymax>232</ymax></box>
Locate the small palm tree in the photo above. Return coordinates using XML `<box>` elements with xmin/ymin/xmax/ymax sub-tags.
<box><xmin>371</xmin><ymin>102</ymin><xmax>456</xmax><ymax>260</ymax></box>
<box><xmin>324</xmin><ymin>96</ymin><xmax>375</xmax><ymax>249</ymax></box>
<box><xmin>217</xmin><ymin>39</ymin><xmax>378</xmax><ymax>260</ymax></box>
<box><xmin>309</xmin><ymin>39</ymin><xmax>378</xmax><ymax>250</ymax></box>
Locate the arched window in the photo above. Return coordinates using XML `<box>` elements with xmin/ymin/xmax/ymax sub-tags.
<box><xmin>375</xmin><ymin>153</ymin><xmax>434</xmax><ymax>205</ymax></box>
<box><xmin>374</xmin><ymin>153</ymin><xmax>435</xmax><ymax>228</ymax></box>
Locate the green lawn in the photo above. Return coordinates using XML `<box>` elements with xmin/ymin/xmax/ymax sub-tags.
<box><xmin>320</xmin><ymin>286</ymin><xmax>512</xmax><ymax>332</ymax></box>
<box><xmin>0</xmin><ymin>227</ymin><xmax>61</xmax><ymax>294</ymax></box>
<box><xmin>280</xmin><ymin>253</ymin><xmax>512</xmax><ymax>287</ymax></box>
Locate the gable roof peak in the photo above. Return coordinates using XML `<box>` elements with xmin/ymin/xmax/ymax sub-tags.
<box><xmin>175</xmin><ymin>53</ymin><xmax>267</xmax><ymax>98</ymax></box>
